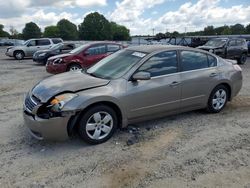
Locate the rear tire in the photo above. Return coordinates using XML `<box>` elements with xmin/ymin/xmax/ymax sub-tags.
<box><xmin>67</xmin><ymin>63</ymin><xmax>82</xmax><ymax>72</ymax></box>
<box><xmin>14</xmin><ymin>51</ymin><xmax>24</xmax><ymax>60</ymax></box>
<box><xmin>78</xmin><ymin>105</ymin><xmax>118</xmax><ymax>144</ymax></box>
<box><xmin>237</xmin><ymin>53</ymin><xmax>247</xmax><ymax>65</ymax></box>
<box><xmin>207</xmin><ymin>85</ymin><xmax>229</xmax><ymax>113</ymax></box>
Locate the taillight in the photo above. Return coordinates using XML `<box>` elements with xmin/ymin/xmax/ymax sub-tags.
<box><xmin>233</xmin><ymin>64</ymin><xmax>242</xmax><ymax>71</ymax></box>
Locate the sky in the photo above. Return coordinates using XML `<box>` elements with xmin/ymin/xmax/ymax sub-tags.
<box><xmin>0</xmin><ymin>0</ymin><xmax>250</xmax><ymax>35</ymax></box>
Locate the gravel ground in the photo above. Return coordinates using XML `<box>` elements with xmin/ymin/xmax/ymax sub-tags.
<box><xmin>0</xmin><ymin>47</ymin><xmax>249</xmax><ymax>188</ymax></box>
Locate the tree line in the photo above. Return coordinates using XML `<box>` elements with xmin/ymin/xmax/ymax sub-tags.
<box><xmin>153</xmin><ymin>23</ymin><xmax>250</xmax><ymax>40</ymax></box>
<box><xmin>0</xmin><ymin>12</ymin><xmax>130</xmax><ymax>41</ymax></box>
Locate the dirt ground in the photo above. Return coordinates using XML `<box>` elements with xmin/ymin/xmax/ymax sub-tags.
<box><xmin>0</xmin><ymin>47</ymin><xmax>249</xmax><ymax>188</ymax></box>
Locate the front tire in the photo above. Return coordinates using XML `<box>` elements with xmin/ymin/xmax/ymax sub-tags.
<box><xmin>237</xmin><ymin>53</ymin><xmax>247</xmax><ymax>65</ymax></box>
<box><xmin>14</xmin><ymin>51</ymin><xmax>24</xmax><ymax>60</ymax></box>
<box><xmin>78</xmin><ymin>105</ymin><xmax>118</xmax><ymax>144</ymax></box>
<box><xmin>67</xmin><ymin>63</ymin><xmax>82</xmax><ymax>72</ymax></box>
<box><xmin>207</xmin><ymin>85</ymin><xmax>229</xmax><ymax>113</ymax></box>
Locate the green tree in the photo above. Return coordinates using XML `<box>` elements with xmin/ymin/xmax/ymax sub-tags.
<box><xmin>221</xmin><ymin>26</ymin><xmax>232</xmax><ymax>35</ymax></box>
<box><xmin>204</xmin><ymin>26</ymin><xmax>215</xmax><ymax>35</ymax></box>
<box><xmin>172</xmin><ymin>31</ymin><xmax>180</xmax><ymax>37</ymax></box>
<box><xmin>79</xmin><ymin>12</ymin><xmax>111</xmax><ymax>40</ymax></box>
<box><xmin>57</xmin><ymin>19</ymin><xmax>78</xmax><ymax>40</ymax></box>
<box><xmin>44</xmin><ymin>26</ymin><xmax>60</xmax><ymax>38</ymax></box>
<box><xmin>110</xmin><ymin>22</ymin><xmax>130</xmax><ymax>41</ymax></box>
<box><xmin>155</xmin><ymin>32</ymin><xmax>166</xmax><ymax>40</ymax></box>
<box><xmin>230</xmin><ymin>24</ymin><xmax>245</xmax><ymax>34</ymax></box>
<box><xmin>245</xmin><ymin>23</ymin><xmax>250</xmax><ymax>34</ymax></box>
<box><xmin>0</xmin><ymin>24</ymin><xmax>10</xmax><ymax>37</ymax></box>
<box><xmin>22</xmin><ymin>22</ymin><xmax>41</xmax><ymax>40</ymax></box>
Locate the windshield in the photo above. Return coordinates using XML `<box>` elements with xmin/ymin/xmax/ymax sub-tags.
<box><xmin>50</xmin><ymin>43</ymin><xmax>63</xmax><ymax>50</ymax></box>
<box><xmin>70</xmin><ymin>44</ymin><xmax>89</xmax><ymax>54</ymax></box>
<box><xmin>86</xmin><ymin>49</ymin><xmax>147</xmax><ymax>79</ymax></box>
<box><xmin>205</xmin><ymin>39</ymin><xmax>228</xmax><ymax>47</ymax></box>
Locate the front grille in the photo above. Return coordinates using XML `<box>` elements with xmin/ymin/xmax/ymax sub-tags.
<box><xmin>25</xmin><ymin>95</ymin><xmax>39</xmax><ymax>112</ymax></box>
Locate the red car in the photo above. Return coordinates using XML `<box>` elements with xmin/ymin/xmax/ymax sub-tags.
<box><xmin>46</xmin><ymin>42</ymin><xmax>124</xmax><ymax>74</ymax></box>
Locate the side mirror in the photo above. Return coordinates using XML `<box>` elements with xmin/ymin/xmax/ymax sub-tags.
<box><xmin>132</xmin><ymin>71</ymin><xmax>151</xmax><ymax>81</ymax></box>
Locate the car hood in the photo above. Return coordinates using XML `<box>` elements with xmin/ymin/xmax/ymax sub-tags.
<box><xmin>48</xmin><ymin>53</ymin><xmax>71</xmax><ymax>60</ymax></box>
<box><xmin>32</xmin><ymin>71</ymin><xmax>110</xmax><ymax>102</ymax></box>
<box><xmin>197</xmin><ymin>46</ymin><xmax>222</xmax><ymax>50</ymax></box>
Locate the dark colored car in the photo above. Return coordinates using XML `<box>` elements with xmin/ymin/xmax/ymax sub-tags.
<box><xmin>197</xmin><ymin>38</ymin><xmax>248</xmax><ymax>64</ymax></box>
<box><xmin>46</xmin><ymin>42</ymin><xmax>124</xmax><ymax>74</ymax></box>
<box><xmin>33</xmin><ymin>43</ymin><xmax>76</xmax><ymax>64</ymax></box>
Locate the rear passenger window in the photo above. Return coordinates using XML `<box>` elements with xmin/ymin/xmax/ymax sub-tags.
<box><xmin>107</xmin><ymin>44</ymin><xmax>120</xmax><ymax>52</ymax></box>
<box><xmin>180</xmin><ymin>51</ymin><xmax>208</xmax><ymax>71</ymax></box>
<box><xmin>86</xmin><ymin>45</ymin><xmax>106</xmax><ymax>55</ymax></box>
<box><xmin>236</xmin><ymin>40</ymin><xmax>244</xmax><ymax>46</ymax></box>
<box><xmin>208</xmin><ymin>55</ymin><xmax>217</xmax><ymax>67</ymax></box>
<box><xmin>37</xmin><ymin>39</ymin><xmax>50</xmax><ymax>46</ymax></box>
<box><xmin>138</xmin><ymin>51</ymin><xmax>178</xmax><ymax>77</ymax></box>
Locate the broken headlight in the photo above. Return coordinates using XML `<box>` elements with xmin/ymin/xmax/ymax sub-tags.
<box><xmin>49</xmin><ymin>93</ymin><xmax>78</xmax><ymax>112</ymax></box>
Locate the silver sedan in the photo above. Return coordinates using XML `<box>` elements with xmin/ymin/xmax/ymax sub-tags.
<box><xmin>23</xmin><ymin>45</ymin><xmax>242</xmax><ymax>144</ymax></box>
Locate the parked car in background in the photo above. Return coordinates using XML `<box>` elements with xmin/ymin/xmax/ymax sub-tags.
<box><xmin>46</xmin><ymin>42</ymin><xmax>124</xmax><ymax>74</ymax></box>
<box><xmin>33</xmin><ymin>42</ymin><xmax>76</xmax><ymax>64</ymax></box>
<box><xmin>23</xmin><ymin>45</ymin><xmax>242</xmax><ymax>144</ymax></box>
<box><xmin>197</xmin><ymin>38</ymin><xmax>248</xmax><ymax>64</ymax></box>
<box><xmin>5</xmin><ymin>38</ymin><xmax>63</xmax><ymax>60</ymax></box>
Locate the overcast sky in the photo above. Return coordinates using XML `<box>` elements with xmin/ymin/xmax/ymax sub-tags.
<box><xmin>0</xmin><ymin>0</ymin><xmax>250</xmax><ymax>35</ymax></box>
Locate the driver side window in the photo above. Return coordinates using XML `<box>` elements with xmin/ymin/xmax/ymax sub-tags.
<box><xmin>138</xmin><ymin>51</ymin><xmax>178</xmax><ymax>77</ymax></box>
<box><xmin>28</xmin><ymin>40</ymin><xmax>36</xmax><ymax>46</ymax></box>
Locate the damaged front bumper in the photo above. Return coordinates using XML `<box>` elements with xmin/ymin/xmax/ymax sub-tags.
<box><xmin>23</xmin><ymin>93</ymin><xmax>77</xmax><ymax>141</ymax></box>
<box><xmin>23</xmin><ymin>111</ymin><xmax>72</xmax><ymax>141</ymax></box>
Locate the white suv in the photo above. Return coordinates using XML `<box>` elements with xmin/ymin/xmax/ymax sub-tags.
<box><xmin>5</xmin><ymin>38</ymin><xmax>63</xmax><ymax>60</ymax></box>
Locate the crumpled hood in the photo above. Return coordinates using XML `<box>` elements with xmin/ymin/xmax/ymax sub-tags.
<box><xmin>48</xmin><ymin>53</ymin><xmax>71</xmax><ymax>60</ymax></box>
<box><xmin>32</xmin><ymin>71</ymin><xmax>110</xmax><ymax>102</ymax></box>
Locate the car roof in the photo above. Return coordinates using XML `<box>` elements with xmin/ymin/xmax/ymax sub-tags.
<box><xmin>86</xmin><ymin>41</ymin><xmax>122</xmax><ymax>46</ymax></box>
<box><xmin>126</xmin><ymin>45</ymin><xmax>194</xmax><ymax>53</ymax></box>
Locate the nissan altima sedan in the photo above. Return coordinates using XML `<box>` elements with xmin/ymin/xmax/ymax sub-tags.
<box><xmin>23</xmin><ymin>45</ymin><xmax>242</xmax><ymax>144</ymax></box>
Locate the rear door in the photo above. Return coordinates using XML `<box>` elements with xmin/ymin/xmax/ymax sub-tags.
<box><xmin>37</xmin><ymin>39</ymin><xmax>52</xmax><ymax>51</ymax></box>
<box><xmin>179</xmin><ymin>50</ymin><xmax>218</xmax><ymax>111</ymax></box>
<box><xmin>83</xmin><ymin>44</ymin><xmax>107</xmax><ymax>67</ymax></box>
<box><xmin>226</xmin><ymin>39</ymin><xmax>237</xmax><ymax>58</ymax></box>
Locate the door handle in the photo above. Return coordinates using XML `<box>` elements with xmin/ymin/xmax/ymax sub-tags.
<box><xmin>169</xmin><ymin>81</ymin><xmax>180</xmax><ymax>87</ymax></box>
<box><xmin>210</xmin><ymin>73</ymin><xmax>218</xmax><ymax>77</ymax></box>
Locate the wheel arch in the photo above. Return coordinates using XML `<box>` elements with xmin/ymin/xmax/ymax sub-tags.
<box><xmin>213</xmin><ymin>82</ymin><xmax>232</xmax><ymax>101</ymax></box>
<box><xmin>14</xmin><ymin>49</ymin><xmax>26</xmax><ymax>57</ymax></box>
<box><xmin>67</xmin><ymin>101</ymin><xmax>124</xmax><ymax>136</ymax></box>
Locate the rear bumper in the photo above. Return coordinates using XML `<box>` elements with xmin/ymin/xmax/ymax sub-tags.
<box><xmin>23</xmin><ymin>111</ymin><xmax>71</xmax><ymax>141</ymax></box>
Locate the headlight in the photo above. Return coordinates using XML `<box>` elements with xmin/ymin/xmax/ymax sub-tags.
<box><xmin>49</xmin><ymin>93</ymin><xmax>78</xmax><ymax>112</ymax></box>
<box><xmin>38</xmin><ymin>53</ymin><xmax>46</xmax><ymax>57</ymax></box>
<box><xmin>53</xmin><ymin>58</ymin><xmax>63</xmax><ymax>64</ymax></box>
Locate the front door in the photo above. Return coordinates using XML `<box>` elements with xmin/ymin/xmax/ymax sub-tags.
<box><xmin>125</xmin><ymin>50</ymin><xmax>181</xmax><ymax>120</ymax></box>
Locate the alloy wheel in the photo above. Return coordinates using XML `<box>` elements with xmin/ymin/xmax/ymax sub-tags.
<box><xmin>85</xmin><ymin>111</ymin><xmax>113</xmax><ymax>140</ymax></box>
<box><xmin>212</xmin><ymin>89</ymin><xmax>227</xmax><ymax>110</ymax></box>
